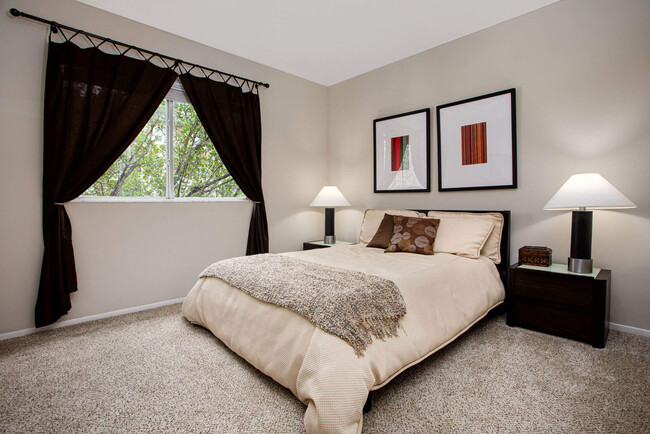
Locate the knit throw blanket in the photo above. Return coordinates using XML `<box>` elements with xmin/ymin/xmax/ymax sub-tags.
<box><xmin>199</xmin><ymin>254</ymin><xmax>406</xmax><ymax>356</ymax></box>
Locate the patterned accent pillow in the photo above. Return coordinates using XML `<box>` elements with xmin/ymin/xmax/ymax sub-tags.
<box><xmin>359</xmin><ymin>209</ymin><xmax>421</xmax><ymax>244</ymax></box>
<box><xmin>385</xmin><ymin>216</ymin><xmax>440</xmax><ymax>255</ymax></box>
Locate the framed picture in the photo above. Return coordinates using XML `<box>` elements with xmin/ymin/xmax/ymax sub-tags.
<box><xmin>373</xmin><ymin>108</ymin><xmax>430</xmax><ymax>193</ymax></box>
<box><xmin>436</xmin><ymin>88</ymin><xmax>517</xmax><ymax>192</ymax></box>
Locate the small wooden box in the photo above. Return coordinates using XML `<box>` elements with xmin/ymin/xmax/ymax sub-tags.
<box><xmin>518</xmin><ymin>246</ymin><xmax>552</xmax><ymax>267</ymax></box>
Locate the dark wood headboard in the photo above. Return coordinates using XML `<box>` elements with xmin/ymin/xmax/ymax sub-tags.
<box><xmin>414</xmin><ymin>210</ymin><xmax>511</xmax><ymax>290</ymax></box>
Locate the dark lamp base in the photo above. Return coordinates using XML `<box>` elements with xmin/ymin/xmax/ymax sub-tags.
<box><xmin>568</xmin><ymin>257</ymin><xmax>593</xmax><ymax>274</ymax></box>
<box><xmin>323</xmin><ymin>208</ymin><xmax>336</xmax><ymax>245</ymax></box>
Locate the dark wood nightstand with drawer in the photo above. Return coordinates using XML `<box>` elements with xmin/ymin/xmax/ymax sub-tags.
<box><xmin>507</xmin><ymin>263</ymin><xmax>611</xmax><ymax>348</ymax></box>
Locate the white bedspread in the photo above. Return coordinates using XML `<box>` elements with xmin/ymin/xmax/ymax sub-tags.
<box><xmin>182</xmin><ymin>244</ymin><xmax>505</xmax><ymax>433</ymax></box>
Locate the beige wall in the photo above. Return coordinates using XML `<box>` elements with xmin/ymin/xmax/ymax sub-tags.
<box><xmin>328</xmin><ymin>0</ymin><xmax>650</xmax><ymax>330</ymax></box>
<box><xmin>2</xmin><ymin>0</ymin><xmax>648</xmax><ymax>335</ymax></box>
<box><xmin>0</xmin><ymin>0</ymin><xmax>329</xmax><ymax>333</ymax></box>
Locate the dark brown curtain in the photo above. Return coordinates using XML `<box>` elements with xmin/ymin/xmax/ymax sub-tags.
<box><xmin>179</xmin><ymin>74</ymin><xmax>268</xmax><ymax>255</ymax></box>
<box><xmin>37</xmin><ymin>40</ymin><xmax>177</xmax><ymax>327</ymax></box>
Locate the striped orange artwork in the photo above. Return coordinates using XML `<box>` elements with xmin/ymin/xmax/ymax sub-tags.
<box><xmin>461</xmin><ymin>122</ymin><xmax>487</xmax><ymax>165</ymax></box>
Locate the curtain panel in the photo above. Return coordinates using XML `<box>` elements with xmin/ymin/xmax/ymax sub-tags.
<box><xmin>37</xmin><ymin>40</ymin><xmax>177</xmax><ymax>327</ymax></box>
<box><xmin>179</xmin><ymin>74</ymin><xmax>269</xmax><ymax>255</ymax></box>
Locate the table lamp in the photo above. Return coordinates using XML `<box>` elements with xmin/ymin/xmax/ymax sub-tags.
<box><xmin>310</xmin><ymin>186</ymin><xmax>350</xmax><ymax>244</ymax></box>
<box><xmin>543</xmin><ymin>173</ymin><xmax>636</xmax><ymax>273</ymax></box>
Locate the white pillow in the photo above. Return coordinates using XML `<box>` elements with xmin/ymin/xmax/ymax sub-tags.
<box><xmin>427</xmin><ymin>211</ymin><xmax>504</xmax><ymax>263</ymax></box>
<box><xmin>427</xmin><ymin>215</ymin><xmax>495</xmax><ymax>259</ymax></box>
<box><xmin>359</xmin><ymin>209</ymin><xmax>420</xmax><ymax>244</ymax></box>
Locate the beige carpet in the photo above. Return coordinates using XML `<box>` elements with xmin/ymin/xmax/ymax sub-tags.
<box><xmin>1</xmin><ymin>304</ymin><xmax>648</xmax><ymax>433</ymax></box>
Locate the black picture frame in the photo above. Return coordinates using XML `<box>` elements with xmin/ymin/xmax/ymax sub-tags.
<box><xmin>373</xmin><ymin>108</ymin><xmax>430</xmax><ymax>193</ymax></box>
<box><xmin>436</xmin><ymin>88</ymin><xmax>517</xmax><ymax>192</ymax></box>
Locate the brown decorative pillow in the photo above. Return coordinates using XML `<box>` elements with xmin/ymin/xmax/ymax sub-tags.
<box><xmin>385</xmin><ymin>216</ymin><xmax>440</xmax><ymax>255</ymax></box>
<box><xmin>366</xmin><ymin>213</ymin><xmax>395</xmax><ymax>248</ymax></box>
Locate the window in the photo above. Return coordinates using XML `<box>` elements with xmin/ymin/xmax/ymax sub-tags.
<box><xmin>83</xmin><ymin>81</ymin><xmax>244</xmax><ymax>199</ymax></box>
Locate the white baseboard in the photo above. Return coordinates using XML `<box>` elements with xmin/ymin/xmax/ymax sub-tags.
<box><xmin>0</xmin><ymin>297</ymin><xmax>185</xmax><ymax>341</ymax></box>
<box><xmin>609</xmin><ymin>322</ymin><xmax>650</xmax><ymax>338</ymax></box>
<box><xmin>3</xmin><ymin>300</ymin><xmax>647</xmax><ymax>342</ymax></box>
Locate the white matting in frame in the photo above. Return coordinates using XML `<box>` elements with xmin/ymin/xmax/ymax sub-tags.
<box><xmin>436</xmin><ymin>89</ymin><xmax>517</xmax><ymax>191</ymax></box>
<box><xmin>374</xmin><ymin>108</ymin><xmax>430</xmax><ymax>193</ymax></box>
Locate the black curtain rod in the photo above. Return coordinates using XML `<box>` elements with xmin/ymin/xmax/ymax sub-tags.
<box><xmin>9</xmin><ymin>8</ymin><xmax>270</xmax><ymax>89</ymax></box>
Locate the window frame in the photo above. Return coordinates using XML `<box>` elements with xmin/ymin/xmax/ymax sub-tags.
<box><xmin>72</xmin><ymin>196</ymin><xmax>249</xmax><ymax>203</ymax></box>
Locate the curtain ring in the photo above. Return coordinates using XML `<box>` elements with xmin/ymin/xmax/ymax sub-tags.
<box><xmin>49</xmin><ymin>24</ymin><xmax>59</xmax><ymax>38</ymax></box>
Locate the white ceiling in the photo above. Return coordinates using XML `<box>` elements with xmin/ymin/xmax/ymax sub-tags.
<box><xmin>77</xmin><ymin>0</ymin><xmax>559</xmax><ymax>86</ymax></box>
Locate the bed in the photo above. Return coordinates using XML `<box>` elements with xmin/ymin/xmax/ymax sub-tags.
<box><xmin>182</xmin><ymin>209</ymin><xmax>510</xmax><ymax>433</ymax></box>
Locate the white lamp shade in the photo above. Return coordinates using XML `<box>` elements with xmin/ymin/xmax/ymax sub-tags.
<box><xmin>543</xmin><ymin>173</ymin><xmax>636</xmax><ymax>210</ymax></box>
<box><xmin>310</xmin><ymin>186</ymin><xmax>350</xmax><ymax>207</ymax></box>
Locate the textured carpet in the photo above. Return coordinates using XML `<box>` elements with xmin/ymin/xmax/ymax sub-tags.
<box><xmin>1</xmin><ymin>304</ymin><xmax>648</xmax><ymax>433</ymax></box>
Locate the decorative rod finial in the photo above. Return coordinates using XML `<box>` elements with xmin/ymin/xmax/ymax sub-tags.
<box><xmin>10</xmin><ymin>8</ymin><xmax>22</xmax><ymax>17</ymax></box>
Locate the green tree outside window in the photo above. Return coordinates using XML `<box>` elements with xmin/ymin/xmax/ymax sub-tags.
<box><xmin>84</xmin><ymin>98</ymin><xmax>244</xmax><ymax>199</ymax></box>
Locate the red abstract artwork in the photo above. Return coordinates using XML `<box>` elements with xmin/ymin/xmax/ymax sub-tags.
<box><xmin>391</xmin><ymin>135</ymin><xmax>410</xmax><ymax>171</ymax></box>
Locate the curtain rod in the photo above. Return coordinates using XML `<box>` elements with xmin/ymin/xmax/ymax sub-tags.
<box><xmin>9</xmin><ymin>8</ymin><xmax>270</xmax><ymax>89</ymax></box>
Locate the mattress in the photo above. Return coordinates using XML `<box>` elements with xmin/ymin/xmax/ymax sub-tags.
<box><xmin>182</xmin><ymin>244</ymin><xmax>505</xmax><ymax>433</ymax></box>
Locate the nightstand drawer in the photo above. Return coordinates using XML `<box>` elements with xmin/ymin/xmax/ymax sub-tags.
<box><xmin>514</xmin><ymin>271</ymin><xmax>593</xmax><ymax>308</ymax></box>
<box><xmin>511</xmin><ymin>298</ymin><xmax>591</xmax><ymax>342</ymax></box>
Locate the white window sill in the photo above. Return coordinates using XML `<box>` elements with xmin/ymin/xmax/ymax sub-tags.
<box><xmin>71</xmin><ymin>196</ymin><xmax>250</xmax><ymax>204</ymax></box>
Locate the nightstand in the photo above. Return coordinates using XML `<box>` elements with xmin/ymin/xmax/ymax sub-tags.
<box><xmin>303</xmin><ymin>240</ymin><xmax>354</xmax><ymax>250</ymax></box>
<box><xmin>507</xmin><ymin>263</ymin><xmax>611</xmax><ymax>348</ymax></box>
